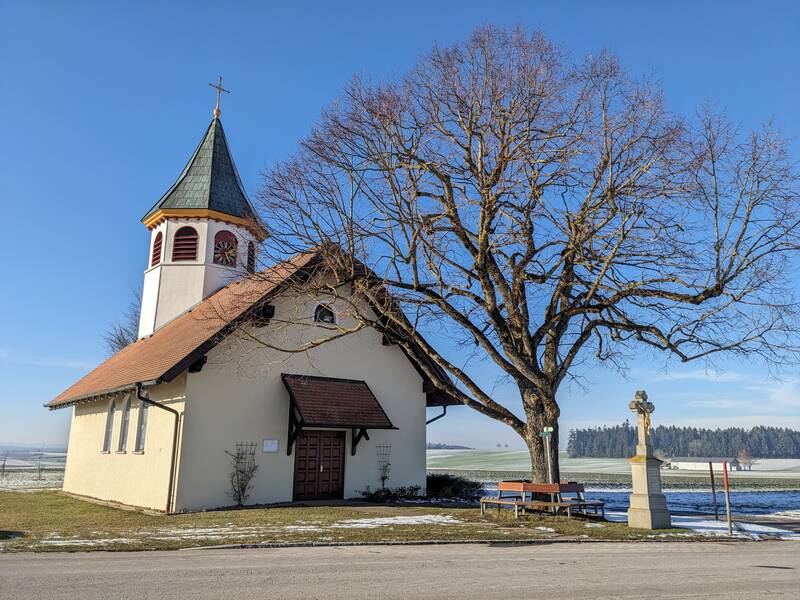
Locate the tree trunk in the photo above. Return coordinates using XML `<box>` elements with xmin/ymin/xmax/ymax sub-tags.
<box><xmin>521</xmin><ymin>387</ymin><xmax>561</xmax><ymax>483</ymax></box>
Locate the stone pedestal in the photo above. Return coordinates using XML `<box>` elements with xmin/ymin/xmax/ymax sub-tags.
<box><xmin>628</xmin><ymin>456</ymin><xmax>671</xmax><ymax>529</ymax></box>
<box><xmin>627</xmin><ymin>391</ymin><xmax>671</xmax><ymax>529</ymax></box>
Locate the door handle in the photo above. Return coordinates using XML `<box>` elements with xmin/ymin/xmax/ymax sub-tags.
<box><xmin>320</xmin><ymin>464</ymin><xmax>324</xmax><ymax>472</ymax></box>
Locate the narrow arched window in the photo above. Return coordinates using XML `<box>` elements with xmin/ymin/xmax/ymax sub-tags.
<box><xmin>314</xmin><ymin>304</ymin><xmax>335</xmax><ymax>325</ymax></box>
<box><xmin>172</xmin><ymin>226</ymin><xmax>198</xmax><ymax>261</ymax></box>
<box><xmin>118</xmin><ymin>395</ymin><xmax>131</xmax><ymax>452</ymax></box>
<box><xmin>134</xmin><ymin>401</ymin><xmax>149</xmax><ymax>453</ymax></box>
<box><xmin>150</xmin><ymin>231</ymin><xmax>163</xmax><ymax>267</ymax></box>
<box><xmin>102</xmin><ymin>399</ymin><xmax>116</xmax><ymax>453</ymax></box>
<box><xmin>213</xmin><ymin>230</ymin><xmax>238</xmax><ymax>266</ymax></box>
<box><xmin>247</xmin><ymin>241</ymin><xmax>256</xmax><ymax>273</ymax></box>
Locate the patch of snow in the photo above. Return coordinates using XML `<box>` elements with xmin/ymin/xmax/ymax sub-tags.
<box><xmin>330</xmin><ymin>514</ymin><xmax>462</xmax><ymax>529</ymax></box>
<box><xmin>149</xmin><ymin>526</ymin><xmax>274</xmax><ymax>540</ymax></box>
<box><xmin>534</xmin><ymin>526</ymin><xmax>555</xmax><ymax>532</ymax></box>
<box><xmin>770</xmin><ymin>509</ymin><xmax>800</xmax><ymax>518</ymax></box>
<box><xmin>604</xmin><ymin>511</ymin><xmax>627</xmax><ymax>523</ymax></box>
<box><xmin>284</xmin><ymin>525</ymin><xmax>324</xmax><ymax>532</ymax></box>
<box><xmin>584</xmin><ymin>522</ymin><xmax>605</xmax><ymax>528</ymax></box>
<box><xmin>39</xmin><ymin>538</ymin><xmax>136</xmax><ymax>547</ymax></box>
<box><xmin>605</xmin><ymin>510</ymin><xmax>800</xmax><ymax>539</ymax></box>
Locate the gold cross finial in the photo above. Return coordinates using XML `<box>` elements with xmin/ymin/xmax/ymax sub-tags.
<box><xmin>208</xmin><ymin>76</ymin><xmax>230</xmax><ymax>118</ymax></box>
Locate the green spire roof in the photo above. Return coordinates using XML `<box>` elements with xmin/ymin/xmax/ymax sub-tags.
<box><xmin>143</xmin><ymin>117</ymin><xmax>259</xmax><ymax>223</ymax></box>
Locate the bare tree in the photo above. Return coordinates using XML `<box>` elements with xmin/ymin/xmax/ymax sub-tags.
<box><xmin>737</xmin><ymin>448</ymin><xmax>756</xmax><ymax>471</ymax></box>
<box><xmin>104</xmin><ymin>287</ymin><xmax>142</xmax><ymax>355</ymax></box>
<box><xmin>256</xmin><ymin>25</ymin><xmax>800</xmax><ymax>482</ymax></box>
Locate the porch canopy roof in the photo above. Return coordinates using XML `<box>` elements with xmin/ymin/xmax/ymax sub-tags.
<box><xmin>281</xmin><ymin>374</ymin><xmax>395</xmax><ymax>430</ymax></box>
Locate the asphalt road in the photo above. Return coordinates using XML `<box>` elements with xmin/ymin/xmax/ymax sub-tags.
<box><xmin>2</xmin><ymin>541</ymin><xmax>798</xmax><ymax>599</ymax></box>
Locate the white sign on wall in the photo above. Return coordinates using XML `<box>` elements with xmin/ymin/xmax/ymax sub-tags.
<box><xmin>262</xmin><ymin>439</ymin><xmax>279</xmax><ymax>453</ymax></box>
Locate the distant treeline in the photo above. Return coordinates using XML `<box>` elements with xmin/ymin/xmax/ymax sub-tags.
<box><xmin>427</xmin><ymin>443</ymin><xmax>473</xmax><ymax>450</ymax></box>
<box><xmin>567</xmin><ymin>422</ymin><xmax>800</xmax><ymax>459</ymax></box>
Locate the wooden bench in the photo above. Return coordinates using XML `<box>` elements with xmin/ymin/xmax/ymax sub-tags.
<box><xmin>556</xmin><ymin>482</ymin><xmax>605</xmax><ymax>517</ymax></box>
<box><xmin>480</xmin><ymin>481</ymin><xmax>574</xmax><ymax>518</ymax></box>
<box><xmin>479</xmin><ymin>481</ymin><xmax>605</xmax><ymax>519</ymax></box>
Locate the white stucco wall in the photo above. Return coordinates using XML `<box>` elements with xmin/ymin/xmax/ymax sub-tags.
<box><xmin>62</xmin><ymin>377</ymin><xmax>186</xmax><ymax>511</ymax></box>
<box><xmin>138</xmin><ymin>218</ymin><xmax>257</xmax><ymax>337</ymax></box>
<box><xmin>172</xmin><ymin>290</ymin><xmax>428</xmax><ymax>512</ymax></box>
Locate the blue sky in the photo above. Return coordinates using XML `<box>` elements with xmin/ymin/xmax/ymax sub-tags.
<box><xmin>2</xmin><ymin>1</ymin><xmax>799</xmax><ymax>448</ymax></box>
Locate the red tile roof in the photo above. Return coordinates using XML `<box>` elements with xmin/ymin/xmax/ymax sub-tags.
<box><xmin>282</xmin><ymin>374</ymin><xmax>395</xmax><ymax>429</ymax></box>
<box><xmin>47</xmin><ymin>251</ymin><xmax>320</xmax><ymax>409</ymax></box>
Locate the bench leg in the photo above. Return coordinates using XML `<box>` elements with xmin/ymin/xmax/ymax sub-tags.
<box><xmin>514</xmin><ymin>504</ymin><xmax>519</xmax><ymax>519</ymax></box>
<box><xmin>480</xmin><ymin>502</ymin><xmax>485</xmax><ymax>516</ymax></box>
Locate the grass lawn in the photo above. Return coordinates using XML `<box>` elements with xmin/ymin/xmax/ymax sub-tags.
<box><xmin>0</xmin><ymin>490</ymin><xmax>697</xmax><ymax>552</ymax></box>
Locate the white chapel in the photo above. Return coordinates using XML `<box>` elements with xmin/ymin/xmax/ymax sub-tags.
<box><xmin>48</xmin><ymin>91</ymin><xmax>455</xmax><ymax>512</ymax></box>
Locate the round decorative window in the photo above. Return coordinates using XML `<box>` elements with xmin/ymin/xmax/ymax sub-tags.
<box><xmin>314</xmin><ymin>304</ymin><xmax>335</xmax><ymax>325</ymax></box>
<box><xmin>213</xmin><ymin>230</ymin><xmax>238</xmax><ymax>266</ymax></box>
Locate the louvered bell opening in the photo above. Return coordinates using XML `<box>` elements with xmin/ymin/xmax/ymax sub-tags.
<box><xmin>247</xmin><ymin>242</ymin><xmax>256</xmax><ymax>273</ymax></box>
<box><xmin>172</xmin><ymin>227</ymin><xmax>199</xmax><ymax>261</ymax></box>
<box><xmin>150</xmin><ymin>232</ymin><xmax>163</xmax><ymax>267</ymax></box>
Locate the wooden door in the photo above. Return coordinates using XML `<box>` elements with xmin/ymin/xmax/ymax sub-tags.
<box><xmin>293</xmin><ymin>431</ymin><xmax>345</xmax><ymax>500</ymax></box>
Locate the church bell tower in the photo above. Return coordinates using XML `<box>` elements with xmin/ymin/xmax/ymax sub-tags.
<box><xmin>137</xmin><ymin>78</ymin><xmax>265</xmax><ymax>338</ymax></box>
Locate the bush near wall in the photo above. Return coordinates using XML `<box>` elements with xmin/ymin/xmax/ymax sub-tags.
<box><xmin>359</xmin><ymin>473</ymin><xmax>483</xmax><ymax>503</ymax></box>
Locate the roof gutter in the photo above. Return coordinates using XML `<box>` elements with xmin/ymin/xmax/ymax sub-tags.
<box><xmin>136</xmin><ymin>382</ymin><xmax>180</xmax><ymax>514</ymax></box>
<box><xmin>426</xmin><ymin>405</ymin><xmax>447</xmax><ymax>425</ymax></box>
<box><xmin>46</xmin><ymin>380</ymin><xmax>162</xmax><ymax>410</ymax></box>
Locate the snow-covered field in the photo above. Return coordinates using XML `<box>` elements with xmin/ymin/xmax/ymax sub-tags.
<box><xmin>566</xmin><ymin>489</ymin><xmax>800</xmax><ymax>518</ymax></box>
<box><xmin>427</xmin><ymin>450</ymin><xmax>800</xmax><ymax>478</ymax></box>
<box><xmin>0</xmin><ymin>470</ymin><xmax>63</xmax><ymax>490</ymax></box>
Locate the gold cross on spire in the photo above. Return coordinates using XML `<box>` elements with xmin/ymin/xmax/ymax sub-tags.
<box><xmin>208</xmin><ymin>76</ymin><xmax>230</xmax><ymax>119</ymax></box>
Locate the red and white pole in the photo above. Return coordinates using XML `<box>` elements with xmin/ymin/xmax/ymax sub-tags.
<box><xmin>722</xmin><ymin>461</ymin><xmax>733</xmax><ymax>536</ymax></box>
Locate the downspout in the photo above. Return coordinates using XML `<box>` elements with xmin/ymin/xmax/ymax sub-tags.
<box><xmin>136</xmin><ymin>382</ymin><xmax>180</xmax><ymax>514</ymax></box>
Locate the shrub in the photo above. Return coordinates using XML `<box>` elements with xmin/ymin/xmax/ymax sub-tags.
<box><xmin>225</xmin><ymin>442</ymin><xmax>259</xmax><ymax>505</ymax></box>
<box><xmin>359</xmin><ymin>474</ymin><xmax>483</xmax><ymax>503</ymax></box>
<box><xmin>360</xmin><ymin>485</ymin><xmax>422</xmax><ymax>503</ymax></box>
<box><xmin>426</xmin><ymin>473</ymin><xmax>483</xmax><ymax>500</ymax></box>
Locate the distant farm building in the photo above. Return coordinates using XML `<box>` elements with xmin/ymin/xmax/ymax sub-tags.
<box><xmin>665</xmin><ymin>457</ymin><xmax>741</xmax><ymax>471</ymax></box>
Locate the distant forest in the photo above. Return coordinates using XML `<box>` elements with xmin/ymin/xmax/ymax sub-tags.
<box><xmin>426</xmin><ymin>443</ymin><xmax>473</xmax><ymax>450</ymax></box>
<box><xmin>567</xmin><ymin>422</ymin><xmax>800</xmax><ymax>459</ymax></box>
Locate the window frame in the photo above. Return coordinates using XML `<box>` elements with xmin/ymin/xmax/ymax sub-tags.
<box><xmin>102</xmin><ymin>399</ymin><xmax>116</xmax><ymax>453</ymax></box>
<box><xmin>117</xmin><ymin>394</ymin><xmax>131</xmax><ymax>453</ymax></box>
<box><xmin>151</xmin><ymin>231</ymin><xmax>163</xmax><ymax>267</ymax></box>
<box><xmin>313</xmin><ymin>304</ymin><xmax>336</xmax><ymax>325</ymax></box>
<box><xmin>247</xmin><ymin>241</ymin><xmax>256</xmax><ymax>273</ymax></box>
<box><xmin>134</xmin><ymin>400</ymin><xmax>149</xmax><ymax>454</ymax></box>
<box><xmin>172</xmin><ymin>226</ymin><xmax>199</xmax><ymax>261</ymax></box>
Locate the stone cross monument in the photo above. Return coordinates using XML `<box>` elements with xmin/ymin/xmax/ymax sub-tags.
<box><xmin>627</xmin><ymin>390</ymin><xmax>671</xmax><ymax>529</ymax></box>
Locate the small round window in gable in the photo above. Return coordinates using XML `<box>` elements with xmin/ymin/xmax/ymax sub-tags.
<box><xmin>314</xmin><ymin>304</ymin><xmax>335</xmax><ymax>325</ymax></box>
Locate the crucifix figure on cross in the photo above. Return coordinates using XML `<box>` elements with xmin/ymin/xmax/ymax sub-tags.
<box><xmin>209</xmin><ymin>76</ymin><xmax>230</xmax><ymax>118</ymax></box>
<box><xmin>629</xmin><ymin>390</ymin><xmax>656</xmax><ymax>457</ymax></box>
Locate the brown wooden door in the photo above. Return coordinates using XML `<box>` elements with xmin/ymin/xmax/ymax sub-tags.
<box><xmin>293</xmin><ymin>431</ymin><xmax>345</xmax><ymax>500</ymax></box>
